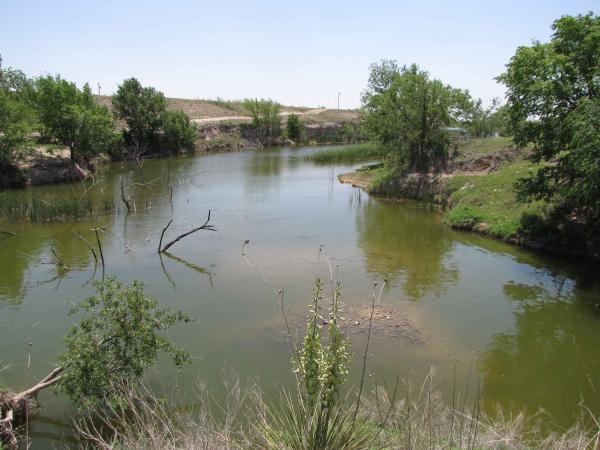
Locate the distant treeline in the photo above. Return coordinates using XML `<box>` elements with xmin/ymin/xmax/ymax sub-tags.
<box><xmin>0</xmin><ymin>62</ymin><xmax>198</xmax><ymax>174</ymax></box>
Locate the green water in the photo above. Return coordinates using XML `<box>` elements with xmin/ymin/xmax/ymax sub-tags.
<box><xmin>1</xmin><ymin>146</ymin><xmax>599</xmax><ymax>447</ymax></box>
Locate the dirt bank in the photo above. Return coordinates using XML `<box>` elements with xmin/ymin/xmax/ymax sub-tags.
<box><xmin>1</xmin><ymin>146</ymin><xmax>90</xmax><ymax>189</ymax></box>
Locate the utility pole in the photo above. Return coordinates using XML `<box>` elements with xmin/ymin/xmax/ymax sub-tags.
<box><xmin>337</xmin><ymin>92</ymin><xmax>340</xmax><ymax>110</ymax></box>
<box><xmin>97</xmin><ymin>83</ymin><xmax>101</xmax><ymax>96</ymax></box>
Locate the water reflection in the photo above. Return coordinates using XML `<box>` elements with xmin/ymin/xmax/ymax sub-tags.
<box><xmin>481</xmin><ymin>279</ymin><xmax>600</xmax><ymax>428</ymax></box>
<box><xmin>356</xmin><ymin>199</ymin><xmax>458</xmax><ymax>299</ymax></box>
<box><xmin>0</xmin><ymin>232</ymin><xmax>44</xmax><ymax>304</ymax></box>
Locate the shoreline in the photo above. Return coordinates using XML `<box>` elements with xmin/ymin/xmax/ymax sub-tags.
<box><xmin>338</xmin><ymin>155</ymin><xmax>600</xmax><ymax>262</ymax></box>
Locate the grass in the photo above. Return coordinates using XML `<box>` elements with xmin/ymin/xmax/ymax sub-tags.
<box><xmin>305</xmin><ymin>143</ymin><xmax>386</xmax><ymax>164</ymax></box>
<box><xmin>0</xmin><ymin>191</ymin><xmax>114</xmax><ymax>222</ymax></box>
<box><xmin>443</xmin><ymin>159</ymin><xmax>545</xmax><ymax>238</ymax></box>
<box><xmin>453</xmin><ymin>136</ymin><xmax>514</xmax><ymax>160</ymax></box>
<box><xmin>71</xmin><ymin>371</ymin><xmax>600</xmax><ymax>450</ymax></box>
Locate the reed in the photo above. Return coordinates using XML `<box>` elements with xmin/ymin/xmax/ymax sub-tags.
<box><xmin>0</xmin><ymin>191</ymin><xmax>114</xmax><ymax>222</ymax></box>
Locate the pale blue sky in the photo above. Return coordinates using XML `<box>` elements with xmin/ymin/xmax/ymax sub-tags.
<box><xmin>1</xmin><ymin>1</ymin><xmax>597</xmax><ymax>108</ymax></box>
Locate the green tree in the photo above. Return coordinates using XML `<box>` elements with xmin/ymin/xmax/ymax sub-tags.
<box><xmin>362</xmin><ymin>62</ymin><xmax>467</xmax><ymax>173</ymax></box>
<box><xmin>243</xmin><ymin>98</ymin><xmax>281</xmax><ymax>145</ymax></box>
<box><xmin>112</xmin><ymin>78</ymin><xmax>166</xmax><ymax>150</ymax></box>
<box><xmin>0</xmin><ymin>88</ymin><xmax>34</xmax><ymax>169</ymax></box>
<box><xmin>161</xmin><ymin>109</ymin><xmax>197</xmax><ymax>151</ymax></box>
<box><xmin>35</xmin><ymin>76</ymin><xmax>116</xmax><ymax>162</ymax></box>
<box><xmin>0</xmin><ymin>62</ymin><xmax>37</xmax><ymax>169</ymax></box>
<box><xmin>285</xmin><ymin>113</ymin><xmax>303</xmax><ymax>143</ymax></box>
<box><xmin>57</xmin><ymin>277</ymin><xmax>191</xmax><ymax>408</ymax></box>
<box><xmin>499</xmin><ymin>13</ymin><xmax>600</xmax><ymax>220</ymax></box>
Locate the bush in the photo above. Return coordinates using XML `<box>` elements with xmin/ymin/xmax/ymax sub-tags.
<box><xmin>243</xmin><ymin>98</ymin><xmax>281</xmax><ymax>146</ymax></box>
<box><xmin>286</xmin><ymin>113</ymin><xmax>304</xmax><ymax>143</ymax></box>
<box><xmin>57</xmin><ymin>277</ymin><xmax>191</xmax><ymax>408</ymax></box>
<box><xmin>161</xmin><ymin>110</ymin><xmax>197</xmax><ymax>152</ymax></box>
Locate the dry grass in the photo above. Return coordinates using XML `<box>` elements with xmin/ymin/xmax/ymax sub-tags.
<box><xmin>71</xmin><ymin>370</ymin><xmax>599</xmax><ymax>450</ymax></box>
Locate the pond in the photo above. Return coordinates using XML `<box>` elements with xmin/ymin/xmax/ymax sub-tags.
<box><xmin>1</xmin><ymin>145</ymin><xmax>599</xmax><ymax>448</ymax></box>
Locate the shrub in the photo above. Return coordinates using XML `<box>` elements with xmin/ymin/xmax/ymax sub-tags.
<box><xmin>57</xmin><ymin>277</ymin><xmax>191</xmax><ymax>408</ymax></box>
<box><xmin>161</xmin><ymin>109</ymin><xmax>197</xmax><ymax>151</ymax></box>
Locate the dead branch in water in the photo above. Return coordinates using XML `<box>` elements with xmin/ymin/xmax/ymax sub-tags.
<box><xmin>94</xmin><ymin>228</ymin><xmax>105</xmax><ymax>268</ymax></box>
<box><xmin>159</xmin><ymin>210</ymin><xmax>216</xmax><ymax>253</ymax></box>
<box><xmin>158</xmin><ymin>219</ymin><xmax>174</xmax><ymax>253</ymax></box>
<box><xmin>50</xmin><ymin>249</ymin><xmax>69</xmax><ymax>270</ymax></box>
<box><xmin>1</xmin><ymin>367</ymin><xmax>64</xmax><ymax>447</ymax></box>
<box><xmin>75</xmin><ymin>232</ymin><xmax>98</xmax><ymax>263</ymax></box>
<box><xmin>120</xmin><ymin>175</ymin><xmax>131</xmax><ymax>213</ymax></box>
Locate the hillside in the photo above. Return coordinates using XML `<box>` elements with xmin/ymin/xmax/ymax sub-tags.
<box><xmin>95</xmin><ymin>95</ymin><xmax>359</xmax><ymax>125</ymax></box>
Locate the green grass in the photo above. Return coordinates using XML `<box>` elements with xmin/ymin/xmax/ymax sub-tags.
<box><xmin>305</xmin><ymin>143</ymin><xmax>386</xmax><ymax>164</ymax></box>
<box><xmin>453</xmin><ymin>136</ymin><xmax>513</xmax><ymax>160</ymax></box>
<box><xmin>444</xmin><ymin>159</ymin><xmax>545</xmax><ymax>238</ymax></box>
<box><xmin>0</xmin><ymin>191</ymin><xmax>114</xmax><ymax>222</ymax></box>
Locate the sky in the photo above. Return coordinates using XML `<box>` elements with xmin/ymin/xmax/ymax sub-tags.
<box><xmin>1</xmin><ymin>0</ymin><xmax>597</xmax><ymax>108</ymax></box>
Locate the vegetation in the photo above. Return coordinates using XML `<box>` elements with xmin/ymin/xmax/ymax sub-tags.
<box><xmin>112</xmin><ymin>78</ymin><xmax>197</xmax><ymax>155</ymax></box>
<box><xmin>305</xmin><ymin>143</ymin><xmax>386</xmax><ymax>164</ymax></box>
<box><xmin>286</xmin><ymin>113</ymin><xmax>304</xmax><ymax>143</ymax></box>
<box><xmin>500</xmin><ymin>12</ymin><xmax>600</xmax><ymax>226</ymax></box>
<box><xmin>243</xmin><ymin>98</ymin><xmax>281</xmax><ymax>146</ymax></box>
<box><xmin>66</xmin><ymin>279</ymin><xmax>599</xmax><ymax>450</ymax></box>
<box><xmin>444</xmin><ymin>160</ymin><xmax>545</xmax><ymax>238</ymax></box>
<box><xmin>0</xmin><ymin>278</ymin><xmax>191</xmax><ymax>446</ymax></box>
<box><xmin>36</xmin><ymin>76</ymin><xmax>119</xmax><ymax>162</ymax></box>
<box><xmin>452</xmin><ymin>136</ymin><xmax>514</xmax><ymax>160</ymax></box>
<box><xmin>461</xmin><ymin>97</ymin><xmax>507</xmax><ymax>138</ymax></box>
<box><xmin>0</xmin><ymin>190</ymin><xmax>114</xmax><ymax>222</ymax></box>
<box><xmin>161</xmin><ymin>109</ymin><xmax>197</xmax><ymax>151</ymax></box>
<box><xmin>0</xmin><ymin>62</ymin><xmax>36</xmax><ymax>169</ymax></box>
<box><xmin>362</xmin><ymin>61</ymin><xmax>468</xmax><ymax>173</ymax></box>
<box><xmin>57</xmin><ymin>277</ymin><xmax>191</xmax><ymax>408</ymax></box>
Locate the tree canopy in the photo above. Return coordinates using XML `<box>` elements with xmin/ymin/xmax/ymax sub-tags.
<box><xmin>112</xmin><ymin>78</ymin><xmax>196</xmax><ymax>154</ymax></box>
<box><xmin>36</xmin><ymin>76</ymin><xmax>117</xmax><ymax>161</ymax></box>
<box><xmin>499</xmin><ymin>12</ymin><xmax>600</xmax><ymax>220</ymax></box>
<box><xmin>0</xmin><ymin>63</ymin><xmax>36</xmax><ymax>168</ymax></box>
<box><xmin>362</xmin><ymin>62</ymin><xmax>470</xmax><ymax>173</ymax></box>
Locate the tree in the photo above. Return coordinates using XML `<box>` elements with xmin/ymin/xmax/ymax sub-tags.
<box><xmin>243</xmin><ymin>98</ymin><xmax>281</xmax><ymax>146</ymax></box>
<box><xmin>0</xmin><ymin>88</ymin><xmax>34</xmax><ymax>169</ymax></box>
<box><xmin>161</xmin><ymin>109</ymin><xmax>197</xmax><ymax>151</ymax></box>
<box><xmin>362</xmin><ymin>62</ymin><xmax>467</xmax><ymax>173</ymax></box>
<box><xmin>112</xmin><ymin>78</ymin><xmax>166</xmax><ymax>151</ymax></box>
<box><xmin>285</xmin><ymin>113</ymin><xmax>303</xmax><ymax>143</ymax></box>
<box><xmin>57</xmin><ymin>277</ymin><xmax>191</xmax><ymax>408</ymax></box>
<box><xmin>498</xmin><ymin>13</ymin><xmax>600</xmax><ymax>220</ymax></box>
<box><xmin>112</xmin><ymin>78</ymin><xmax>196</xmax><ymax>154</ymax></box>
<box><xmin>461</xmin><ymin>97</ymin><xmax>507</xmax><ymax>138</ymax></box>
<box><xmin>35</xmin><ymin>76</ymin><xmax>116</xmax><ymax>162</ymax></box>
<box><xmin>0</xmin><ymin>62</ymin><xmax>37</xmax><ymax>169</ymax></box>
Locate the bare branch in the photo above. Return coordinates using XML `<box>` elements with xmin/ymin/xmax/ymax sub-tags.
<box><xmin>158</xmin><ymin>219</ymin><xmax>173</xmax><ymax>253</ymax></box>
<box><xmin>159</xmin><ymin>210</ymin><xmax>216</xmax><ymax>253</ymax></box>
<box><xmin>75</xmin><ymin>232</ymin><xmax>98</xmax><ymax>263</ymax></box>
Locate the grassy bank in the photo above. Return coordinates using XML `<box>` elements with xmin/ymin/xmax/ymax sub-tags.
<box><xmin>444</xmin><ymin>160</ymin><xmax>544</xmax><ymax>238</ymax></box>
<box><xmin>338</xmin><ymin>138</ymin><xmax>570</xmax><ymax>250</ymax></box>
<box><xmin>305</xmin><ymin>143</ymin><xmax>386</xmax><ymax>164</ymax></box>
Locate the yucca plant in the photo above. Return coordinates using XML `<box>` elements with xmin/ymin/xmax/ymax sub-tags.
<box><xmin>255</xmin><ymin>279</ymin><xmax>378</xmax><ymax>450</ymax></box>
